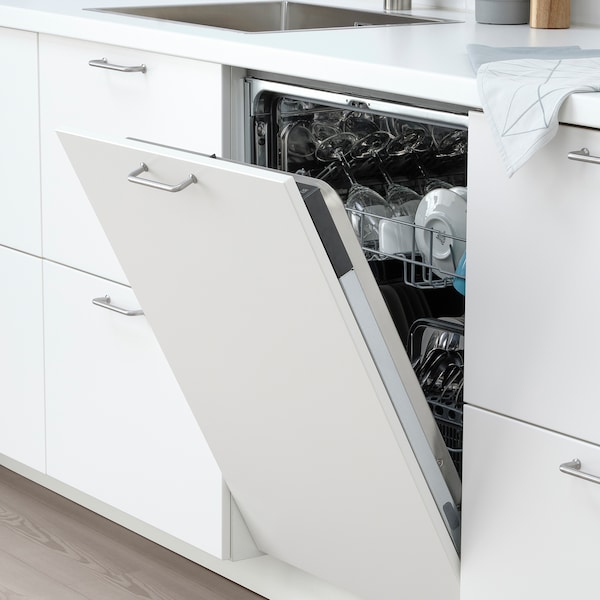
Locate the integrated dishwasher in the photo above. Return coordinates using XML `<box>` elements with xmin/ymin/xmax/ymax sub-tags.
<box><xmin>246</xmin><ymin>78</ymin><xmax>468</xmax><ymax>473</ymax></box>
<box><xmin>60</xmin><ymin>76</ymin><xmax>470</xmax><ymax>600</ymax></box>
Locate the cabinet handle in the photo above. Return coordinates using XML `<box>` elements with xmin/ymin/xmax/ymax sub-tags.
<box><xmin>128</xmin><ymin>163</ymin><xmax>197</xmax><ymax>193</ymax></box>
<box><xmin>88</xmin><ymin>58</ymin><xmax>147</xmax><ymax>73</ymax></box>
<box><xmin>92</xmin><ymin>295</ymin><xmax>144</xmax><ymax>317</ymax></box>
<box><xmin>567</xmin><ymin>148</ymin><xmax>600</xmax><ymax>165</ymax></box>
<box><xmin>559</xmin><ymin>459</ymin><xmax>600</xmax><ymax>485</ymax></box>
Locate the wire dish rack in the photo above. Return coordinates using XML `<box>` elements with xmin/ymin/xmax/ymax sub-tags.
<box><xmin>408</xmin><ymin>317</ymin><xmax>464</xmax><ymax>476</ymax></box>
<box><xmin>345</xmin><ymin>207</ymin><xmax>466</xmax><ymax>289</ymax></box>
<box><xmin>427</xmin><ymin>394</ymin><xmax>463</xmax><ymax>476</ymax></box>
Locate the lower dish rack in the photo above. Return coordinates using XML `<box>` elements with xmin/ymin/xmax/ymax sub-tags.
<box><xmin>409</xmin><ymin>317</ymin><xmax>464</xmax><ymax>476</ymax></box>
<box><xmin>427</xmin><ymin>393</ymin><xmax>463</xmax><ymax>477</ymax></box>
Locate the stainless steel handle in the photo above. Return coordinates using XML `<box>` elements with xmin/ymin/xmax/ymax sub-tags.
<box><xmin>128</xmin><ymin>163</ymin><xmax>197</xmax><ymax>192</ymax></box>
<box><xmin>88</xmin><ymin>57</ymin><xmax>147</xmax><ymax>73</ymax></box>
<box><xmin>384</xmin><ymin>0</ymin><xmax>411</xmax><ymax>10</ymax></box>
<box><xmin>559</xmin><ymin>458</ymin><xmax>600</xmax><ymax>485</ymax></box>
<box><xmin>567</xmin><ymin>148</ymin><xmax>600</xmax><ymax>165</ymax></box>
<box><xmin>92</xmin><ymin>295</ymin><xmax>144</xmax><ymax>316</ymax></box>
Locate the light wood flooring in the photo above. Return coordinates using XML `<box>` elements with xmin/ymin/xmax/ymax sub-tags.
<box><xmin>0</xmin><ymin>466</ymin><xmax>266</xmax><ymax>600</ymax></box>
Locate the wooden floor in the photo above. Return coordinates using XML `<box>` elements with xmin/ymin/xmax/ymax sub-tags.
<box><xmin>0</xmin><ymin>466</ymin><xmax>266</xmax><ymax>600</ymax></box>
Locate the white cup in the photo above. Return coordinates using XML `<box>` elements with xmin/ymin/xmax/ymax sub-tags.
<box><xmin>379</xmin><ymin>216</ymin><xmax>415</xmax><ymax>255</ymax></box>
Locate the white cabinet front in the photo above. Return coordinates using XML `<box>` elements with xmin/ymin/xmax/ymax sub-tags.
<box><xmin>467</xmin><ymin>112</ymin><xmax>600</xmax><ymax>444</ymax></box>
<box><xmin>0</xmin><ymin>28</ymin><xmax>41</xmax><ymax>256</ymax></box>
<box><xmin>462</xmin><ymin>405</ymin><xmax>600</xmax><ymax>600</ymax></box>
<box><xmin>58</xmin><ymin>131</ymin><xmax>460</xmax><ymax>600</ymax></box>
<box><xmin>0</xmin><ymin>246</ymin><xmax>44</xmax><ymax>472</ymax></box>
<box><xmin>39</xmin><ymin>34</ymin><xmax>228</xmax><ymax>283</ymax></box>
<box><xmin>43</xmin><ymin>260</ymin><xmax>227</xmax><ymax>558</ymax></box>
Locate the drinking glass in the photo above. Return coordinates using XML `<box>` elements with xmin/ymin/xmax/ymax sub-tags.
<box><xmin>351</xmin><ymin>131</ymin><xmax>421</xmax><ymax>217</ymax></box>
<box><xmin>316</xmin><ymin>132</ymin><xmax>392</xmax><ymax>248</ymax></box>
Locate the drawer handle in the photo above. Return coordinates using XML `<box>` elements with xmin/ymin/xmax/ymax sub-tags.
<box><xmin>128</xmin><ymin>163</ymin><xmax>197</xmax><ymax>193</ymax></box>
<box><xmin>88</xmin><ymin>57</ymin><xmax>147</xmax><ymax>73</ymax></box>
<box><xmin>92</xmin><ymin>295</ymin><xmax>144</xmax><ymax>317</ymax></box>
<box><xmin>567</xmin><ymin>148</ymin><xmax>600</xmax><ymax>165</ymax></box>
<box><xmin>559</xmin><ymin>459</ymin><xmax>600</xmax><ymax>485</ymax></box>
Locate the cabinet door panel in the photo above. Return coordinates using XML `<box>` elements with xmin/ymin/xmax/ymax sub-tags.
<box><xmin>0</xmin><ymin>28</ymin><xmax>41</xmax><ymax>255</ymax></box>
<box><xmin>467</xmin><ymin>112</ymin><xmax>600</xmax><ymax>443</ymax></box>
<box><xmin>39</xmin><ymin>35</ymin><xmax>227</xmax><ymax>283</ymax></box>
<box><xmin>44</xmin><ymin>261</ymin><xmax>227</xmax><ymax>558</ymax></box>
<box><xmin>59</xmin><ymin>131</ymin><xmax>461</xmax><ymax>600</ymax></box>
<box><xmin>462</xmin><ymin>406</ymin><xmax>600</xmax><ymax>600</ymax></box>
<box><xmin>0</xmin><ymin>246</ymin><xmax>44</xmax><ymax>471</ymax></box>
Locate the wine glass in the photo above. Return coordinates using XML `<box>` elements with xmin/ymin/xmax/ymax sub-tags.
<box><xmin>315</xmin><ymin>132</ymin><xmax>392</xmax><ymax>248</ymax></box>
<box><xmin>386</xmin><ymin>128</ymin><xmax>450</xmax><ymax>195</ymax></box>
<box><xmin>351</xmin><ymin>131</ymin><xmax>421</xmax><ymax>217</ymax></box>
<box><xmin>340</xmin><ymin>113</ymin><xmax>379</xmax><ymax>137</ymax></box>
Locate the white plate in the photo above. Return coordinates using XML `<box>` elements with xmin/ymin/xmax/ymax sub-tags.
<box><xmin>415</xmin><ymin>188</ymin><xmax>467</xmax><ymax>278</ymax></box>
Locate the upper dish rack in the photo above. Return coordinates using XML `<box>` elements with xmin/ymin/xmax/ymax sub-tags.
<box><xmin>346</xmin><ymin>207</ymin><xmax>466</xmax><ymax>289</ymax></box>
<box><xmin>263</xmin><ymin>97</ymin><xmax>468</xmax><ymax>289</ymax></box>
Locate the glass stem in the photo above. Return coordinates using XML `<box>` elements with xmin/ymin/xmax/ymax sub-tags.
<box><xmin>334</xmin><ymin>149</ymin><xmax>358</xmax><ymax>186</ymax></box>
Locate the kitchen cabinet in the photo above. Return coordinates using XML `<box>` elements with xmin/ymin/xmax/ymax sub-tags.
<box><xmin>0</xmin><ymin>28</ymin><xmax>41</xmax><ymax>256</ymax></box>
<box><xmin>0</xmin><ymin>246</ymin><xmax>44</xmax><ymax>472</ymax></box>
<box><xmin>462</xmin><ymin>113</ymin><xmax>600</xmax><ymax>600</ymax></box>
<box><xmin>466</xmin><ymin>111</ymin><xmax>600</xmax><ymax>444</ymax></box>
<box><xmin>43</xmin><ymin>259</ymin><xmax>227</xmax><ymax>558</ymax></box>
<box><xmin>461</xmin><ymin>405</ymin><xmax>600</xmax><ymax>600</ymax></box>
<box><xmin>0</xmin><ymin>27</ymin><xmax>44</xmax><ymax>471</ymax></box>
<box><xmin>32</xmin><ymin>33</ymin><xmax>234</xmax><ymax>559</ymax></box>
<box><xmin>39</xmin><ymin>34</ymin><xmax>230</xmax><ymax>283</ymax></box>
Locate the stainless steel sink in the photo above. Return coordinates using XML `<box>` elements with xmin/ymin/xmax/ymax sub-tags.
<box><xmin>89</xmin><ymin>2</ymin><xmax>456</xmax><ymax>33</ymax></box>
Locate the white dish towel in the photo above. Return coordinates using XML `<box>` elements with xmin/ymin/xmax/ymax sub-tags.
<box><xmin>467</xmin><ymin>45</ymin><xmax>600</xmax><ymax>177</ymax></box>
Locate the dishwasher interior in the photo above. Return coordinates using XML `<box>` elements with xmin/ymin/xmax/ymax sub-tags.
<box><xmin>247</xmin><ymin>78</ymin><xmax>468</xmax><ymax>476</ymax></box>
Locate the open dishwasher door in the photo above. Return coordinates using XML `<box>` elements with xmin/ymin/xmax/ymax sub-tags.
<box><xmin>59</xmin><ymin>132</ymin><xmax>460</xmax><ymax>600</ymax></box>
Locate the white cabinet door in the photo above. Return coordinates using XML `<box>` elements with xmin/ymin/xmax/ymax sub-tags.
<box><xmin>462</xmin><ymin>405</ymin><xmax>600</xmax><ymax>600</ymax></box>
<box><xmin>466</xmin><ymin>112</ymin><xmax>600</xmax><ymax>443</ymax></box>
<box><xmin>43</xmin><ymin>260</ymin><xmax>227</xmax><ymax>558</ymax></box>
<box><xmin>0</xmin><ymin>28</ymin><xmax>41</xmax><ymax>255</ymax></box>
<box><xmin>58</xmin><ymin>131</ymin><xmax>460</xmax><ymax>600</ymax></box>
<box><xmin>0</xmin><ymin>246</ymin><xmax>44</xmax><ymax>471</ymax></box>
<box><xmin>39</xmin><ymin>35</ymin><xmax>228</xmax><ymax>283</ymax></box>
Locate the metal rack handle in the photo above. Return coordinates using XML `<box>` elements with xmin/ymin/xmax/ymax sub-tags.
<box><xmin>89</xmin><ymin>58</ymin><xmax>147</xmax><ymax>73</ymax></box>
<box><xmin>92</xmin><ymin>295</ymin><xmax>144</xmax><ymax>317</ymax></box>
<box><xmin>128</xmin><ymin>163</ymin><xmax>197</xmax><ymax>192</ymax></box>
<box><xmin>559</xmin><ymin>459</ymin><xmax>600</xmax><ymax>485</ymax></box>
<box><xmin>567</xmin><ymin>148</ymin><xmax>600</xmax><ymax>165</ymax></box>
<box><xmin>408</xmin><ymin>317</ymin><xmax>465</xmax><ymax>365</ymax></box>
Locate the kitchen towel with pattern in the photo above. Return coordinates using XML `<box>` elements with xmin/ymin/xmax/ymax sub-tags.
<box><xmin>467</xmin><ymin>45</ymin><xmax>600</xmax><ymax>177</ymax></box>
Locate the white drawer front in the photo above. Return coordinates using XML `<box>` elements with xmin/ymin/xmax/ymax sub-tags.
<box><xmin>0</xmin><ymin>28</ymin><xmax>41</xmax><ymax>255</ymax></box>
<box><xmin>462</xmin><ymin>405</ymin><xmax>600</xmax><ymax>600</ymax></box>
<box><xmin>467</xmin><ymin>112</ymin><xmax>600</xmax><ymax>443</ymax></box>
<box><xmin>39</xmin><ymin>35</ymin><xmax>227</xmax><ymax>282</ymax></box>
<box><xmin>43</xmin><ymin>260</ymin><xmax>227</xmax><ymax>558</ymax></box>
<box><xmin>0</xmin><ymin>246</ymin><xmax>44</xmax><ymax>471</ymax></box>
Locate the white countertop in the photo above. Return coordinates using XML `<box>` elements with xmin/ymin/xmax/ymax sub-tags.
<box><xmin>2</xmin><ymin>0</ymin><xmax>600</xmax><ymax>127</ymax></box>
